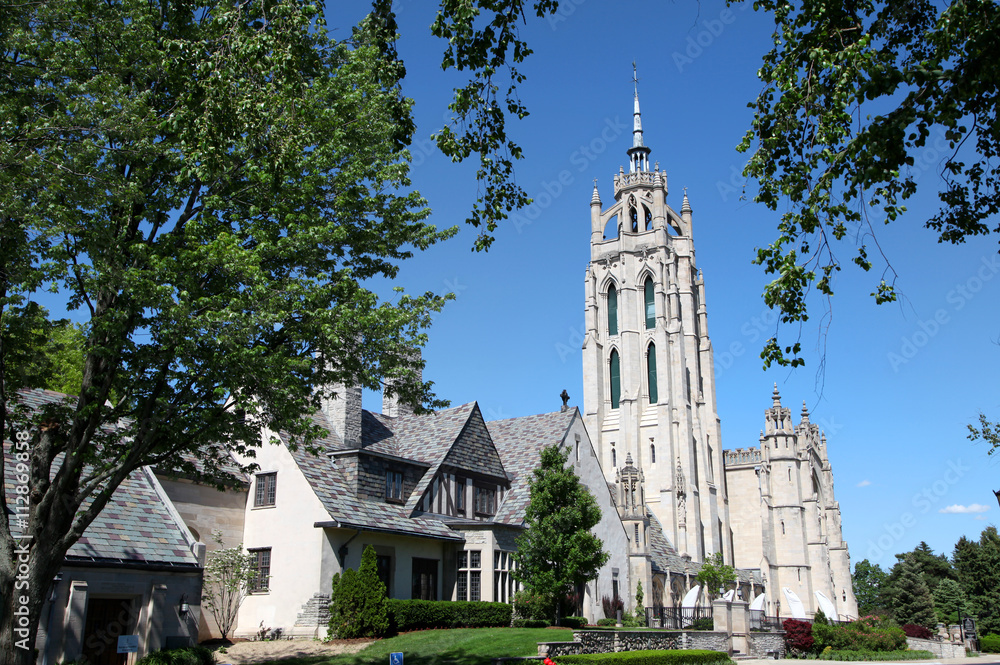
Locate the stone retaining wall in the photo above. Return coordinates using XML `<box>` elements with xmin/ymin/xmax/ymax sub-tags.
<box><xmin>537</xmin><ymin>630</ymin><xmax>731</xmax><ymax>657</ymax></box>
<box><xmin>907</xmin><ymin>636</ymin><xmax>966</xmax><ymax>658</ymax></box>
<box><xmin>747</xmin><ymin>632</ymin><xmax>786</xmax><ymax>658</ymax></box>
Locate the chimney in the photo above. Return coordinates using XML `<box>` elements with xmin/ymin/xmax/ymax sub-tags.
<box><xmin>322</xmin><ymin>384</ymin><xmax>362</xmax><ymax>448</ymax></box>
<box><xmin>382</xmin><ymin>349</ymin><xmax>422</xmax><ymax>418</ymax></box>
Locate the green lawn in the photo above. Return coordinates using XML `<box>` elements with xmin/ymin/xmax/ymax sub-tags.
<box><xmin>262</xmin><ymin>627</ymin><xmax>574</xmax><ymax>665</ymax></box>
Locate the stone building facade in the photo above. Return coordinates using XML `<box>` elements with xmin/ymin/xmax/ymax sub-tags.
<box><xmin>582</xmin><ymin>82</ymin><xmax>857</xmax><ymax>620</ymax></box>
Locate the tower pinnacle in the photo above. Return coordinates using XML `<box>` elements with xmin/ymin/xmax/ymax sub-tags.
<box><xmin>627</xmin><ymin>64</ymin><xmax>652</xmax><ymax>173</ymax></box>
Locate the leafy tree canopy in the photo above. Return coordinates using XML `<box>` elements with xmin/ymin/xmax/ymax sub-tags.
<box><xmin>696</xmin><ymin>551</ymin><xmax>737</xmax><ymax>600</ymax></box>
<box><xmin>853</xmin><ymin>558</ymin><xmax>890</xmax><ymax>617</ymax></box>
<box><xmin>734</xmin><ymin>0</ymin><xmax>1000</xmax><ymax>369</ymax></box>
<box><xmin>512</xmin><ymin>444</ymin><xmax>609</xmax><ymax>623</ymax></box>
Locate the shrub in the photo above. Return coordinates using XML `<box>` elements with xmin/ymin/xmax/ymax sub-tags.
<box><xmin>602</xmin><ymin>594</ymin><xmax>624</xmax><ymax>620</ymax></box>
<box><xmin>514</xmin><ymin>618</ymin><xmax>552</xmax><ymax>628</ymax></box>
<box><xmin>515</xmin><ymin>589</ymin><xmax>556</xmax><ymax>621</ymax></box>
<box><xmin>690</xmin><ymin>617</ymin><xmax>715</xmax><ymax>631</ymax></box>
<box><xmin>561</xmin><ymin>615</ymin><xmax>588</xmax><ymax>629</ymax></box>
<box><xmin>783</xmin><ymin>618</ymin><xmax>815</xmax><ymax>654</ymax></box>
<box><xmin>814</xmin><ymin>609</ymin><xmax>829</xmax><ymax>625</ymax></box>
<box><xmin>980</xmin><ymin>634</ymin><xmax>1000</xmax><ymax>653</ymax></box>
<box><xmin>554</xmin><ymin>649</ymin><xmax>731</xmax><ymax>665</ymax></box>
<box><xmin>136</xmin><ymin>646</ymin><xmax>213</xmax><ymax>665</ymax></box>
<box><xmin>813</xmin><ymin>650</ymin><xmax>934</xmax><ymax>661</ymax></box>
<box><xmin>903</xmin><ymin>624</ymin><xmax>933</xmax><ymax>639</ymax></box>
<box><xmin>813</xmin><ymin>618</ymin><xmax>907</xmax><ymax>653</ymax></box>
<box><xmin>596</xmin><ymin>618</ymin><xmax>617</xmax><ymax>626</ymax></box>
<box><xmin>328</xmin><ymin>545</ymin><xmax>389</xmax><ymax>638</ymax></box>
<box><xmin>387</xmin><ymin>599</ymin><xmax>513</xmax><ymax>631</ymax></box>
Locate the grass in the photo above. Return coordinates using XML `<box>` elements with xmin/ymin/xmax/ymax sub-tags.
<box><xmin>260</xmin><ymin>627</ymin><xmax>574</xmax><ymax>665</ymax></box>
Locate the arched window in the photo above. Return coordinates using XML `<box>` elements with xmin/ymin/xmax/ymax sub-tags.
<box><xmin>607</xmin><ymin>285</ymin><xmax>618</xmax><ymax>336</ymax></box>
<box><xmin>646</xmin><ymin>343</ymin><xmax>658</xmax><ymax>403</ymax></box>
<box><xmin>644</xmin><ymin>277</ymin><xmax>655</xmax><ymax>329</ymax></box>
<box><xmin>610</xmin><ymin>349</ymin><xmax>621</xmax><ymax>409</ymax></box>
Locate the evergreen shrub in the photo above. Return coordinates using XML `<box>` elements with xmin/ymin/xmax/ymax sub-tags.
<box><xmin>135</xmin><ymin>646</ymin><xmax>214</xmax><ymax>665</ymax></box>
<box><xmin>554</xmin><ymin>649</ymin><xmax>730</xmax><ymax>665</ymax></box>
<box><xmin>328</xmin><ymin>545</ymin><xmax>390</xmax><ymax>638</ymax></box>
<box><xmin>690</xmin><ymin>618</ymin><xmax>715</xmax><ymax>631</ymax></box>
<box><xmin>980</xmin><ymin>634</ymin><xmax>1000</xmax><ymax>653</ymax></box>
<box><xmin>387</xmin><ymin>599</ymin><xmax>513</xmax><ymax>630</ymax></box>
<box><xmin>813</xmin><ymin>649</ymin><xmax>934</xmax><ymax>660</ymax></box>
<box><xmin>561</xmin><ymin>616</ymin><xmax>588</xmax><ymax>629</ymax></box>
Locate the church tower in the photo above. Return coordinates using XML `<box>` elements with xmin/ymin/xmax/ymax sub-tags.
<box><xmin>582</xmin><ymin>73</ymin><xmax>731</xmax><ymax>566</ymax></box>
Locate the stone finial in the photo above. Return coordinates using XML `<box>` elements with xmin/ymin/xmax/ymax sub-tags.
<box><xmin>772</xmin><ymin>383</ymin><xmax>781</xmax><ymax>406</ymax></box>
<box><xmin>681</xmin><ymin>188</ymin><xmax>692</xmax><ymax>214</ymax></box>
<box><xmin>591</xmin><ymin>182</ymin><xmax>601</xmax><ymax>206</ymax></box>
<box><xmin>560</xmin><ymin>389</ymin><xmax>570</xmax><ymax>412</ymax></box>
<box><xmin>801</xmin><ymin>401</ymin><xmax>810</xmax><ymax>424</ymax></box>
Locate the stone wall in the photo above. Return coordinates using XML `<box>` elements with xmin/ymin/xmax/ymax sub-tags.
<box><xmin>907</xmin><ymin>637</ymin><xmax>966</xmax><ymax>659</ymax></box>
<box><xmin>748</xmin><ymin>632</ymin><xmax>786</xmax><ymax>658</ymax></box>
<box><xmin>538</xmin><ymin>630</ymin><xmax>731</xmax><ymax>657</ymax></box>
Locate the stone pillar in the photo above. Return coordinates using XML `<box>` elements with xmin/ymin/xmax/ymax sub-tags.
<box><xmin>63</xmin><ymin>581</ymin><xmax>88</xmax><ymax>663</ymax></box>
<box><xmin>730</xmin><ymin>600</ymin><xmax>749</xmax><ymax>656</ymax></box>
<box><xmin>712</xmin><ymin>598</ymin><xmax>732</xmax><ymax>656</ymax></box>
<box><xmin>143</xmin><ymin>584</ymin><xmax>168</xmax><ymax>657</ymax></box>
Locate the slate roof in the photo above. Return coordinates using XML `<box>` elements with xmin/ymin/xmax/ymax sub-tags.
<box><xmin>4</xmin><ymin>389</ymin><xmax>199</xmax><ymax>567</ymax></box>
<box><xmin>486</xmin><ymin>408</ymin><xmax>578</xmax><ymax>526</ymax></box>
<box><xmin>67</xmin><ymin>469</ymin><xmax>200</xmax><ymax>566</ymax></box>
<box><xmin>283</xmin><ymin>407</ymin><xmax>465</xmax><ymax>541</ymax></box>
<box><xmin>648</xmin><ymin>513</ymin><xmax>699</xmax><ymax>575</ymax></box>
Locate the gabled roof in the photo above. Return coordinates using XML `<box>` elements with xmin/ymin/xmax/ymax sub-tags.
<box><xmin>4</xmin><ymin>389</ymin><xmax>199</xmax><ymax>568</ymax></box>
<box><xmin>283</xmin><ymin>408</ymin><xmax>463</xmax><ymax>541</ymax></box>
<box><xmin>647</xmin><ymin>513</ymin><xmax>697</xmax><ymax>575</ymax></box>
<box><xmin>487</xmin><ymin>408</ymin><xmax>578</xmax><ymax>525</ymax></box>
<box><xmin>68</xmin><ymin>469</ymin><xmax>200</xmax><ymax>567</ymax></box>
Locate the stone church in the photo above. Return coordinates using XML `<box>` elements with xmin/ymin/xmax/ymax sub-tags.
<box><xmin>581</xmin><ymin>81</ymin><xmax>858</xmax><ymax>621</ymax></box>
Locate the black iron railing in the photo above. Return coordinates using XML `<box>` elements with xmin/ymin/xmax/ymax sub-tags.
<box><xmin>750</xmin><ymin>610</ymin><xmax>783</xmax><ymax>632</ymax></box>
<box><xmin>644</xmin><ymin>606</ymin><xmax>714</xmax><ymax>630</ymax></box>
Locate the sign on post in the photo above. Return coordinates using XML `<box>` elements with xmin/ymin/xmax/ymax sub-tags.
<box><xmin>390</xmin><ymin>653</ymin><xmax>404</xmax><ymax>665</ymax></box>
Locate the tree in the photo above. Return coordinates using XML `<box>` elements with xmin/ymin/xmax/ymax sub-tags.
<box><xmin>932</xmin><ymin>578</ymin><xmax>968</xmax><ymax>625</ymax></box>
<box><xmin>0</xmin><ymin>1</ymin><xmax>473</xmax><ymax>660</ymax></box>
<box><xmin>200</xmin><ymin>532</ymin><xmax>256</xmax><ymax>641</ymax></box>
<box><xmin>888</xmin><ymin>555</ymin><xmax>937</xmax><ymax>629</ymax></box>
<box><xmin>696</xmin><ymin>552</ymin><xmax>737</xmax><ymax>601</ymax></box>
<box><xmin>512</xmin><ymin>444</ymin><xmax>609</xmax><ymax>624</ymax></box>
<box><xmin>953</xmin><ymin>526</ymin><xmax>1000</xmax><ymax>635</ymax></box>
<box><xmin>888</xmin><ymin>542</ymin><xmax>957</xmax><ymax>595</ymax></box>
<box><xmin>735</xmin><ymin>0</ymin><xmax>1000</xmax><ymax>369</ymax></box>
<box><xmin>0</xmin><ymin>305</ymin><xmax>85</xmax><ymax>397</ymax></box>
<box><xmin>853</xmin><ymin>559</ymin><xmax>890</xmax><ymax>617</ymax></box>
<box><xmin>968</xmin><ymin>412</ymin><xmax>1000</xmax><ymax>457</ymax></box>
<box><xmin>328</xmin><ymin>545</ymin><xmax>389</xmax><ymax>639</ymax></box>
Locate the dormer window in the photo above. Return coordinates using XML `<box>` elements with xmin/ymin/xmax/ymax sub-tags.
<box><xmin>474</xmin><ymin>485</ymin><xmax>496</xmax><ymax>516</ymax></box>
<box><xmin>386</xmin><ymin>470</ymin><xmax>403</xmax><ymax>503</ymax></box>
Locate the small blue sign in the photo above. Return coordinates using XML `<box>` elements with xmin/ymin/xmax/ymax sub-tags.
<box><xmin>390</xmin><ymin>652</ymin><xmax>404</xmax><ymax>665</ymax></box>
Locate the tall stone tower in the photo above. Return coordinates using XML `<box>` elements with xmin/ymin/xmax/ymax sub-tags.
<box><xmin>582</xmin><ymin>77</ymin><xmax>731</xmax><ymax>566</ymax></box>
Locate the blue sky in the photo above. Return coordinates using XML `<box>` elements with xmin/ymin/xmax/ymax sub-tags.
<box><xmin>326</xmin><ymin>1</ymin><xmax>1000</xmax><ymax>570</ymax></box>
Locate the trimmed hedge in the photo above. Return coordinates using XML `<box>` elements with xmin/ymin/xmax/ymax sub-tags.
<box><xmin>136</xmin><ymin>646</ymin><xmax>213</xmax><ymax>665</ymax></box>
<box><xmin>561</xmin><ymin>616</ymin><xmax>588</xmax><ymax>629</ymax></box>
<box><xmin>555</xmin><ymin>649</ymin><xmax>731</xmax><ymax>665</ymax></box>
<box><xmin>387</xmin><ymin>599</ymin><xmax>512</xmax><ymax>631</ymax></box>
<box><xmin>812</xmin><ymin>650</ymin><xmax>935</xmax><ymax>661</ymax></box>
<box><xmin>980</xmin><ymin>634</ymin><xmax>1000</xmax><ymax>653</ymax></box>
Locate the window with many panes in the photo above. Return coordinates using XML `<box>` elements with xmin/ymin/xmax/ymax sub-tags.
<box><xmin>249</xmin><ymin>547</ymin><xmax>271</xmax><ymax>592</ymax></box>
<box><xmin>646</xmin><ymin>343</ymin><xmax>658</xmax><ymax>404</ymax></box>
<box><xmin>474</xmin><ymin>485</ymin><xmax>496</xmax><ymax>516</ymax></box>
<box><xmin>254</xmin><ymin>472</ymin><xmax>276</xmax><ymax>507</ymax></box>
<box><xmin>386</xmin><ymin>470</ymin><xmax>403</xmax><ymax>503</ymax></box>
<box><xmin>607</xmin><ymin>285</ymin><xmax>618</xmax><ymax>336</ymax></box>
<box><xmin>493</xmin><ymin>550</ymin><xmax>517</xmax><ymax>604</ymax></box>
<box><xmin>457</xmin><ymin>550</ymin><xmax>481</xmax><ymax>601</ymax></box>
<box><xmin>456</xmin><ymin>477</ymin><xmax>467</xmax><ymax>516</ymax></box>
<box><xmin>412</xmin><ymin>558</ymin><xmax>438</xmax><ymax>600</ymax></box>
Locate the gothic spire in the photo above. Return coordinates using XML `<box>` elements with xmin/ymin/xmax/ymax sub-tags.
<box><xmin>627</xmin><ymin>62</ymin><xmax>652</xmax><ymax>173</ymax></box>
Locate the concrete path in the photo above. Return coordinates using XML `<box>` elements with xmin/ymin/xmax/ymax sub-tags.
<box><xmin>736</xmin><ymin>657</ymin><xmax>998</xmax><ymax>665</ymax></box>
